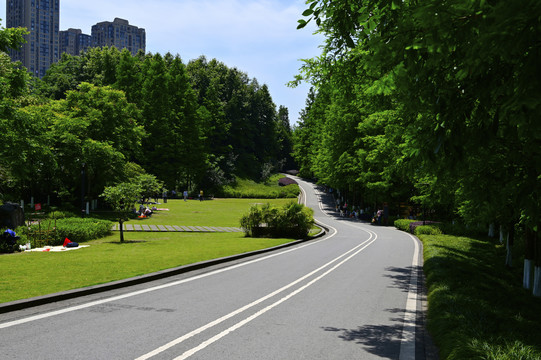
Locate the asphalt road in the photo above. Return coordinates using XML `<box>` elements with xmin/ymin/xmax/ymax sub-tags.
<box><xmin>0</xmin><ymin>178</ymin><xmax>429</xmax><ymax>359</ymax></box>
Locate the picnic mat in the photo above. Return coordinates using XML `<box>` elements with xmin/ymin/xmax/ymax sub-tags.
<box><xmin>26</xmin><ymin>245</ymin><xmax>90</xmax><ymax>252</ymax></box>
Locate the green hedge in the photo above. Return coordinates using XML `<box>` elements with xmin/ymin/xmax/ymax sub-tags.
<box><xmin>221</xmin><ymin>185</ymin><xmax>300</xmax><ymax>199</ymax></box>
<box><xmin>219</xmin><ymin>175</ymin><xmax>300</xmax><ymax>199</ymax></box>
<box><xmin>394</xmin><ymin>219</ymin><xmax>417</xmax><ymax>232</ymax></box>
<box><xmin>240</xmin><ymin>201</ymin><xmax>314</xmax><ymax>239</ymax></box>
<box><xmin>414</xmin><ymin>225</ymin><xmax>443</xmax><ymax>235</ymax></box>
<box><xmin>27</xmin><ymin>218</ymin><xmax>112</xmax><ymax>246</ymax></box>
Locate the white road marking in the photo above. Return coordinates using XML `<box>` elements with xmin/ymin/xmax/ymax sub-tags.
<box><xmin>137</xmin><ymin>229</ymin><xmax>378</xmax><ymax>360</ymax></box>
<box><xmin>399</xmin><ymin>233</ymin><xmax>420</xmax><ymax>360</ymax></box>
<box><xmin>0</xmin><ymin>225</ymin><xmax>337</xmax><ymax>330</ymax></box>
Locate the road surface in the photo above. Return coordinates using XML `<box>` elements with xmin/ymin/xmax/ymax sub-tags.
<box><xmin>0</xmin><ymin>177</ymin><xmax>428</xmax><ymax>359</ymax></box>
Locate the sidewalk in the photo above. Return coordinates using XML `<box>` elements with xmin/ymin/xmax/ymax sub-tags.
<box><xmin>111</xmin><ymin>224</ymin><xmax>243</xmax><ymax>233</ymax></box>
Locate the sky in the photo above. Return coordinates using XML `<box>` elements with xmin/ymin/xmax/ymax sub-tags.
<box><xmin>0</xmin><ymin>0</ymin><xmax>324</xmax><ymax>125</ymax></box>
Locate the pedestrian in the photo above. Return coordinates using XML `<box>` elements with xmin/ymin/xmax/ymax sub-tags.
<box><xmin>183</xmin><ymin>190</ymin><xmax>188</xmax><ymax>202</ymax></box>
<box><xmin>199</xmin><ymin>190</ymin><xmax>204</xmax><ymax>201</ymax></box>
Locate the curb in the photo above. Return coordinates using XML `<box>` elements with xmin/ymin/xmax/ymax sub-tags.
<box><xmin>0</xmin><ymin>226</ymin><xmax>327</xmax><ymax>314</ymax></box>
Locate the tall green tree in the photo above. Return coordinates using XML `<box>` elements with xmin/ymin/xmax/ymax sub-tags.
<box><xmin>296</xmin><ymin>0</ymin><xmax>541</xmax><ymax>293</ymax></box>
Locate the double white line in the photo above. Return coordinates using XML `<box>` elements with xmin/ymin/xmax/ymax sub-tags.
<box><xmin>136</xmin><ymin>228</ymin><xmax>377</xmax><ymax>360</ymax></box>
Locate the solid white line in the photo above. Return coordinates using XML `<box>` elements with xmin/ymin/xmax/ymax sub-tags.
<box><xmin>135</xmin><ymin>233</ymin><xmax>376</xmax><ymax>360</ymax></box>
<box><xmin>399</xmin><ymin>233</ymin><xmax>420</xmax><ymax>360</ymax></box>
<box><xmin>171</xmin><ymin>234</ymin><xmax>378</xmax><ymax>360</ymax></box>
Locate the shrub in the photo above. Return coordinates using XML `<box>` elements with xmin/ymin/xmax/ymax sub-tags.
<box><xmin>26</xmin><ymin>217</ymin><xmax>112</xmax><ymax>246</ymax></box>
<box><xmin>409</xmin><ymin>220</ymin><xmax>440</xmax><ymax>234</ymax></box>
<box><xmin>220</xmin><ymin>175</ymin><xmax>300</xmax><ymax>198</ymax></box>
<box><xmin>394</xmin><ymin>219</ymin><xmax>417</xmax><ymax>232</ymax></box>
<box><xmin>414</xmin><ymin>225</ymin><xmax>443</xmax><ymax>236</ymax></box>
<box><xmin>46</xmin><ymin>210</ymin><xmax>78</xmax><ymax>219</ymax></box>
<box><xmin>240</xmin><ymin>201</ymin><xmax>314</xmax><ymax>239</ymax></box>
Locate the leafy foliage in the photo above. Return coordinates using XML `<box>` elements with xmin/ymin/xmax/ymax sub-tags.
<box><xmin>25</xmin><ymin>218</ymin><xmax>112</xmax><ymax>246</ymax></box>
<box><xmin>240</xmin><ymin>202</ymin><xmax>314</xmax><ymax>239</ymax></box>
<box><xmin>293</xmin><ymin>0</ymin><xmax>541</xmax><ymax>279</ymax></box>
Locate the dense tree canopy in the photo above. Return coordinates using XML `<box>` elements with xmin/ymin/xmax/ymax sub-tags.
<box><xmin>0</xmin><ymin>21</ymin><xmax>295</xmax><ymax>206</ymax></box>
<box><xmin>293</xmin><ymin>0</ymin><xmax>541</xmax><ymax>293</ymax></box>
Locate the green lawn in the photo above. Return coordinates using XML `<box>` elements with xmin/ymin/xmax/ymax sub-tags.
<box><xmin>0</xmin><ymin>198</ymin><xmax>299</xmax><ymax>303</ymax></box>
<box><xmin>420</xmin><ymin>233</ymin><xmax>541</xmax><ymax>359</ymax></box>
<box><xmin>129</xmin><ymin>198</ymin><xmax>296</xmax><ymax>227</ymax></box>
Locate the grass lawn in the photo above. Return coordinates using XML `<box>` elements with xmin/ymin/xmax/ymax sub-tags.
<box><xmin>420</xmin><ymin>233</ymin><xmax>541</xmax><ymax>359</ymax></box>
<box><xmin>0</xmin><ymin>198</ymin><xmax>299</xmax><ymax>303</ymax></box>
<box><xmin>125</xmin><ymin>198</ymin><xmax>296</xmax><ymax>227</ymax></box>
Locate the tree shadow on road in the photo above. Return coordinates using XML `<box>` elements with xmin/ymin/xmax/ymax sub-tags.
<box><xmin>322</xmin><ymin>321</ymin><xmax>403</xmax><ymax>359</ymax></box>
<box><xmin>384</xmin><ymin>265</ymin><xmax>422</xmax><ymax>293</ymax></box>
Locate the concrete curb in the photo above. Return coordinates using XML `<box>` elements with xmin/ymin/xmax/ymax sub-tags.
<box><xmin>0</xmin><ymin>226</ymin><xmax>327</xmax><ymax>314</ymax></box>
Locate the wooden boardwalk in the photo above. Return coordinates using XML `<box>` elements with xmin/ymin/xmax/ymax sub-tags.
<box><xmin>111</xmin><ymin>224</ymin><xmax>243</xmax><ymax>233</ymax></box>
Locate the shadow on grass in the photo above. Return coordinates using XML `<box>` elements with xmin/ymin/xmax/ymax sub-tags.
<box><xmin>422</xmin><ymin>234</ymin><xmax>541</xmax><ymax>358</ymax></box>
<box><xmin>107</xmin><ymin>240</ymin><xmax>148</xmax><ymax>244</ymax></box>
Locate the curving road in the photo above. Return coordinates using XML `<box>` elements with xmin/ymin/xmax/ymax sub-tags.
<box><xmin>0</xmin><ymin>178</ymin><xmax>428</xmax><ymax>359</ymax></box>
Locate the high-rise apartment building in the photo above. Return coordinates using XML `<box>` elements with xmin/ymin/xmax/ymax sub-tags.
<box><xmin>6</xmin><ymin>0</ymin><xmax>60</xmax><ymax>78</ymax></box>
<box><xmin>59</xmin><ymin>28</ymin><xmax>91</xmax><ymax>56</ymax></box>
<box><xmin>91</xmin><ymin>18</ymin><xmax>146</xmax><ymax>56</ymax></box>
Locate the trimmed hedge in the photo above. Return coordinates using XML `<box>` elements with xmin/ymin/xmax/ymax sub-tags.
<box><xmin>27</xmin><ymin>218</ymin><xmax>112</xmax><ymax>246</ymax></box>
<box><xmin>414</xmin><ymin>225</ymin><xmax>443</xmax><ymax>235</ymax></box>
<box><xmin>394</xmin><ymin>219</ymin><xmax>417</xmax><ymax>232</ymax></box>
<box><xmin>221</xmin><ymin>186</ymin><xmax>300</xmax><ymax>199</ymax></box>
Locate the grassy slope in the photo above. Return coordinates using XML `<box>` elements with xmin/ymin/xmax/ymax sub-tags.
<box><xmin>420</xmin><ymin>233</ymin><xmax>541</xmax><ymax>359</ymax></box>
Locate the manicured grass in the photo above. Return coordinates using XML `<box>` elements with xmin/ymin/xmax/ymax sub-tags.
<box><xmin>1</xmin><ymin>197</ymin><xmax>299</xmax><ymax>303</ymax></box>
<box><xmin>126</xmin><ymin>198</ymin><xmax>296</xmax><ymax>227</ymax></box>
<box><xmin>419</xmin><ymin>233</ymin><xmax>541</xmax><ymax>359</ymax></box>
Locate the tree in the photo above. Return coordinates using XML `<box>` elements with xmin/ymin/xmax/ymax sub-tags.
<box><xmin>276</xmin><ymin>106</ymin><xmax>295</xmax><ymax>170</ymax></box>
<box><xmin>134</xmin><ymin>173</ymin><xmax>163</xmax><ymax>204</ymax></box>
<box><xmin>49</xmin><ymin>83</ymin><xmax>145</xmax><ymax>203</ymax></box>
<box><xmin>295</xmin><ymin>0</ymin><xmax>541</xmax><ymax>294</ymax></box>
<box><xmin>0</xmin><ymin>19</ymin><xmax>27</xmax><ymax>53</ymax></box>
<box><xmin>101</xmin><ymin>182</ymin><xmax>142</xmax><ymax>243</ymax></box>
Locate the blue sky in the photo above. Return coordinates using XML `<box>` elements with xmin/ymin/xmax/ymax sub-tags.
<box><xmin>1</xmin><ymin>0</ymin><xmax>323</xmax><ymax>124</ymax></box>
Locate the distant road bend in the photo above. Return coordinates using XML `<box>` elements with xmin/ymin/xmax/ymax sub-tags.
<box><xmin>0</xmin><ymin>177</ymin><xmax>426</xmax><ymax>359</ymax></box>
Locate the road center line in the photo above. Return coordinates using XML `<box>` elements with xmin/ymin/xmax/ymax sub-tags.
<box><xmin>138</xmin><ymin>230</ymin><xmax>378</xmax><ymax>360</ymax></box>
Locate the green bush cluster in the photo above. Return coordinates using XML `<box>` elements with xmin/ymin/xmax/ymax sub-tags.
<box><xmin>219</xmin><ymin>175</ymin><xmax>300</xmax><ymax>199</ymax></box>
<box><xmin>413</xmin><ymin>225</ymin><xmax>443</xmax><ymax>236</ymax></box>
<box><xmin>26</xmin><ymin>218</ymin><xmax>112</xmax><ymax>246</ymax></box>
<box><xmin>46</xmin><ymin>211</ymin><xmax>78</xmax><ymax>219</ymax></box>
<box><xmin>240</xmin><ymin>202</ymin><xmax>314</xmax><ymax>239</ymax></box>
<box><xmin>221</xmin><ymin>186</ymin><xmax>300</xmax><ymax>199</ymax></box>
<box><xmin>395</xmin><ymin>218</ymin><xmax>488</xmax><ymax>238</ymax></box>
<box><xmin>394</xmin><ymin>219</ymin><xmax>417</xmax><ymax>232</ymax></box>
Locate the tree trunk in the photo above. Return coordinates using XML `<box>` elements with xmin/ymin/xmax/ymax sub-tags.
<box><xmin>533</xmin><ymin>267</ymin><xmax>541</xmax><ymax>297</ymax></box>
<box><xmin>524</xmin><ymin>260</ymin><xmax>534</xmax><ymax>289</ymax></box>
<box><xmin>119</xmin><ymin>219</ymin><xmax>125</xmax><ymax>243</ymax></box>
<box><xmin>524</xmin><ymin>228</ymin><xmax>535</xmax><ymax>290</ymax></box>
<box><xmin>499</xmin><ymin>225</ymin><xmax>505</xmax><ymax>244</ymax></box>
<box><xmin>534</xmin><ymin>231</ymin><xmax>541</xmax><ymax>297</ymax></box>
<box><xmin>505</xmin><ymin>224</ymin><xmax>514</xmax><ymax>268</ymax></box>
<box><xmin>488</xmin><ymin>223</ymin><xmax>495</xmax><ymax>238</ymax></box>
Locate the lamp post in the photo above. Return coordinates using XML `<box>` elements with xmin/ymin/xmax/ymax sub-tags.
<box><xmin>81</xmin><ymin>163</ymin><xmax>86</xmax><ymax>218</ymax></box>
